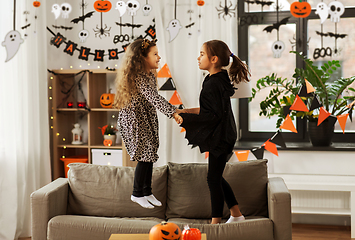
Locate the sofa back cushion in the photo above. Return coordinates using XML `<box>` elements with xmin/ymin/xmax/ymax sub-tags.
<box><xmin>67</xmin><ymin>163</ymin><xmax>167</xmax><ymax>219</ymax></box>
<box><xmin>166</xmin><ymin>160</ymin><xmax>268</xmax><ymax>219</ymax></box>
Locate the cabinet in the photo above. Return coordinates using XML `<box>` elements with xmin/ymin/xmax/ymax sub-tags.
<box><xmin>49</xmin><ymin>69</ymin><xmax>135</xmax><ymax>179</ymax></box>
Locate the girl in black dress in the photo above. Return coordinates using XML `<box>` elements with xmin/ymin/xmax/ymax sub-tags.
<box><xmin>180</xmin><ymin>40</ymin><xmax>250</xmax><ymax>224</ymax></box>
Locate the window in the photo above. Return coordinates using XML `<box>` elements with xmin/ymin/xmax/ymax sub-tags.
<box><xmin>237</xmin><ymin>0</ymin><xmax>355</xmax><ymax>142</ymax></box>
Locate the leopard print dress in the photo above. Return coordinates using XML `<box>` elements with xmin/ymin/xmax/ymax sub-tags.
<box><xmin>117</xmin><ymin>72</ymin><xmax>177</xmax><ymax>163</ymax></box>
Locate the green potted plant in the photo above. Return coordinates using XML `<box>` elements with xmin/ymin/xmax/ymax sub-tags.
<box><xmin>99</xmin><ymin>125</ymin><xmax>118</xmax><ymax>146</ymax></box>
<box><xmin>250</xmin><ymin>51</ymin><xmax>355</xmax><ymax>146</ymax></box>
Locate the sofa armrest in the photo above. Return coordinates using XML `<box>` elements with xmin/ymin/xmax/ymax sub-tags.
<box><xmin>267</xmin><ymin>177</ymin><xmax>292</xmax><ymax>240</ymax></box>
<box><xmin>30</xmin><ymin>178</ymin><xmax>69</xmax><ymax>240</ymax></box>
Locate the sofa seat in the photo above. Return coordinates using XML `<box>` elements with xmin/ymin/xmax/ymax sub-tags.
<box><xmin>168</xmin><ymin>217</ymin><xmax>274</xmax><ymax>240</ymax></box>
<box><xmin>48</xmin><ymin>215</ymin><xmax>163</xmax><ymax>240</ymax></box>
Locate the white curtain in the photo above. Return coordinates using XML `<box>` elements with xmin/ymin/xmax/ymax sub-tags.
<box><xmin>153</xmin><ymin>0</ymin><xmax>239</xmax><ymax>167</ymax></box>
<box><xmin>0</xmin><ymin>0</ymin><xmax>51</xmax><ymax>239</ymax></box>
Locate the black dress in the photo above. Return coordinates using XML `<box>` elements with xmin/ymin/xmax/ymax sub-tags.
<box><xmin>180</xmin><ymin>70</ymin><xmax>237</xmax><ymax>155</ymax></box>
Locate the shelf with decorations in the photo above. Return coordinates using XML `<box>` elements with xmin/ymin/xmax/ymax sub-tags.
<box><xmin>48</xmin><ymin>69</ymin><xmax>134</xmax><ymax>180</ymax></box>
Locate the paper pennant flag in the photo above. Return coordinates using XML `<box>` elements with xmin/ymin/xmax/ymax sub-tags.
<box><xmin>270</xmin><ymin>130</ymin><xmax>286</xmax><ymax>148</ymax></box>
<box><xmin>159</xmin><ymin>77</ymin><xmax>176</xmax><ymax>90</ymax></box>
<box><xmin>263</xmin><ymin>140</ymin><xmax>278</xmax><ymax>156</ymax></box>
<box><xmin>309</xmin><ymin>95</ymin><xmax>322</xmax><ymax>111</ymax></box>
<box><xmin>169</xmin><ymin>90</ymin><xmax>183</xmax><ymax>105</ymax></box>
<box><xmin>280</xmin><ymin>114</ymin><xmax>297</xmax><ymax>133</ymax></box>
<box><xmin>180</xmin><ymin>128</ymin><xmax>186</xmax><ymax>133</ymax></box>
<box><xmin>235</xmin><ymin>150</ymin><xmax>250</xmax><ymax>162</ymax></box>
<box><xmin>346</xmin><ymin>99</ymin><xmax>355</xmax><ymax>109</ymax></box>
<box><xmin>298</xmin><ymin>84</ymin><xmax>313</xmax><ymax>97</ymax></box>
<box><xmin>349</xmin><ymin>107</ymin><xmax>353</xmax><ymax>122</ymax></box>
<box><xmin>328</xmin><ymin>115</ymin><xmax>337</xmax><ymax>127</ymax></box>
<box><xmin>205</xmin><ymin>152</ymin><xmax>209</xmax><ymax>159</ymax></box>
<box><xmin>157</xmin><ymin>63</ymin><xmax>172</xmax><ymax>78</ymax></box>
<box><xmin>317</xmin><ymin>107</ymin><xmax>331</xmax><ymax>126</ymax></box>
<box><xmin>283</xmin><ymin>105</ymin><xmax>291</xmax><ymax>117</ymax></box>
<box><xmin>305</xmin><ymin>79</ymin><xmax>316</xmax><ymax>93</ymax></box>
<box><xmin>178</xmin><ymin>104</ymin><xmax>184</xmax><ymax>109</ymax></box>
<box><xmin>251</xmin><ymin>146</ymin><xmax>265</xmax><ymax>159</ymax></box>
<box><xmin>290</xmin><ymin>95</ymin><xmax>309</xmax><ymax>112</ymax></box>
<box><xmin>337</xmin><ymin>113</ymin><xmax>349</xmax><ymax>134</ymax></box>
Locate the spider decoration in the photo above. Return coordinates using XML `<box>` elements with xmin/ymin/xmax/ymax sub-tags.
<box><xmin>93</xmin><ymin>24</ymin><xmax>111</xmax><ymax>38</ymax></box>
<box><xmin>216</xmin><ymin>0</ymin><xmax>237</xmax><ymax>20</ymax></box>
<box><xmin>289</xmin><ymin>34</ymin><xmax>310</xmax><ymax>51</ymax></box>
<box><xmin>80</xmin><ymin>0</ymin><xmax>88</xmax><ymax>9</ymax></box>
<box><xmin>93</xmin><ymin>0</ymin><xmax>112</xmax><ymax>38</ymax></box>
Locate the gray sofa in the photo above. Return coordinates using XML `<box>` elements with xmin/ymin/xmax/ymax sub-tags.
<box><xmin>31</xmin><ymin>159</ymin><xmax>291</xmax><ymax>240</ymax></box>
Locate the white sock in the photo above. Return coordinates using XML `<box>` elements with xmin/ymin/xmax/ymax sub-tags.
<box><xmin>145</xmin><ymin>194</ymin><xmax>162</xmax><ymax>206</ymax></box>
<box><xmin>226</xmin><ymin>215</ymin><xmax>245</xmax><ymax>224</ymax></box>
<box><xmin>131</xmin><ymin>195</ymin><xmax>154</xmax><ymax>209</ymax></box>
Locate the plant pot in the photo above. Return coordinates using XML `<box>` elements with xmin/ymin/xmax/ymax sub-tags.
<box><xmin>308</xmin><ymin>119</ymin><xmax>334</xmax><ymax>147</ymax></box>
<box><xmin>103</xmin><ymin>134</ymin><xmax>116</xmax><ymax>146</ymax></box>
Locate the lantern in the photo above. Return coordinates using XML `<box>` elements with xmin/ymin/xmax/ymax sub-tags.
<box><xmin>72</xmin><ymin>123</ymin><xmax>83</xmax><ymax>144</ymax></box>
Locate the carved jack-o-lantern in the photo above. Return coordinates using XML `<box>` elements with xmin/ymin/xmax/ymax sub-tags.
<box><xmin>290</xmin><ymin>1</ymin><xmax>311</xmax><ymax>18</ymax></box>
<box><xmin>197</xmin><ymin>0</ymin><xmax>205</xmax><ymax>6</ymax></box>
<box><xmin>100</xmin><ymin>92</ymin><xmax>115</xmax><ymax>108</ymax></box>
<box><xmin>149</xmin><ymin>222</ymin><xmax>181</xmax><ymax>240</ymax></box>
<box><xmin>103</xmin><ymin>139</ymin><xmax>113</xmax><ymax>146</ymax></box>
<box><xmin>33</xmin><ymin>1</ymin><xmax>41</xmax><ymax>7</ymax></box>
<box><xmin>94</xmin><ymin>0</ymin><xmax>112</xmax><ymax>12</ymax></box>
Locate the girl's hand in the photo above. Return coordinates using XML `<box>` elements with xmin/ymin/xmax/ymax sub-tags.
<box><xmin>173</xmin><ymin>112</ymin><xmax>183</xmax><ymax>124</ymax></box>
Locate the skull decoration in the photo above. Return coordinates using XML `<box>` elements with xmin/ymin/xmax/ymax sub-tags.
<box><xmin>61</xmin><ymin>3</ymin><xmax>72</xmax><ymax>19</ymax></box>
<box><xmin>78</xmin><ymin>30</ymin><xmax>89</xmax><ymax>43</ymax></box>
<box><xmin>328</xmin><ymin>1</ymin><xmax>345</xmax><ymax>23</ymax></box>
<box><xmin>126</xmin><ymin>0</ymin><xmax>140</xmax><ymax>16</ymax></box>
<box><xmin>142</xmin><ymin>4</ymin><xmax>152</xmax><ymax>16</ymax></box>
<box><xmin>271</xmin><ymin>41</ymin><xmax>285</xmax><ymax>58</ymax></box>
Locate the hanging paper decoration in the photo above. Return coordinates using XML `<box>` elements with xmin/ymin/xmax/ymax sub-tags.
<box><xmin>251</xmin><ymin>146</ymin><xmax>265</xmax><ymax>160</ymax></box>
<box><xmin>235</xmin><ymin>150</ymin><xmax>250</xmax><ymax>162</ymax></box>
<box><xmin>270</xmin><ymin>130</ymin><xmax>286</xmax><ymax>148</ymax></box>
<box><xmin>216</xmin><ymin>0</ymin><xmax>237</xmax><ymax>20</ymax></box>
<box><xmin>197</xmin><ymin>0</ymin><xmax>204</xmax><ymax>6</ymax></box>
<box><xmin>263</xmin><ymin>140</ymin><xmax>278</xmax><ymax>156</ymax></box>
<box><xmin>298</xmin><ymin>84</ymin><xmax>313</xmax><ymax>98</ymax></box>
<box><xmin>71</xmin><ymin>0</ymin><xmax>95</xmax><ymax>43</ymax></box>
<box><xmin>348</xmin><ymin>107</ymin><xmax>353</xmax><ymax>122</ymax></box>
<box><xmin>283</xmin><ymin>106</ymin><xmax>291</xmax><ymax>117</ymax></box>
<box><xmin>159</xmin><ymin>78</ymin><xmax>176</xmax><ymax>90</ymax></box>
<box><xmin>304</xmin><ymin>79</ymin><xmax>316</xmax><ymax>93</ymax></box>
<box><xmin>22</xmin><ymin>9</ymin><xmax>31</xmax><ymax>39</ymax></box>
<box><xmin>290</xmin><ymin>95</ymin><xmax>309</xmax><ymax>112</ymax></box>
<box><xmin>280</xmin><ymin>114</ymin><xmax>297</xmax><ymax>133</ymax></box>
<box><xmin>328</xmin><ymin>1</ymin><xmax>345</xmax><ymax>23</ymax></box>
<box><xmin>205</xmin><ymin>152</ymin><xmax>209</xmax><ymax>159</ymax></box>
<box><xmin>181</xmin><ymin>128</ymin><xmax>186</xmax><ymax>133</ymax></box>
<box><xmin>142</xmin><ymin>1</ymin><xmax>153</xmax><ymax>16</ymax></box>
<box><xmin>315</xmin><ymin>2</ymin><xmax>328</xmax><ymax>24</ymax></box>
<box><xmin>93</xmin><ymin>0</ymin><xmax>112</xmax><ymax>38</ymax></box>
<box><xmin>61</xmin><ymin>3</ymin><xmax>72</xmax><ymax>19</ymax></box>
<box><xmin>186</xmin><ymin>9</ymin><xmax>195</xmax><ymax>38</ymax></box>
<box><xmin>167</xmin><ymin>0</ymin><xmax>182</xmax><ymax>42</ymax></box>
<box><xmin>290</xmin><ymin>1</ymin><xmax>311</xmax><ymax>18</ymax></box>
<box><xmin>169</xmin><ymin>91</ymin><xmax>183</xmax><ymax>105</ymax></box>
<box><xmin>317</xmin><ymin>106</ymin><xmax>331</xmax><ymax>126</ymax></box>
<box><xmin>126</xmin><ymin>0</ymin><xmax>141</xmax><ymax>39</ymax></box>
<box><xmin>309</xmin><ymin>95</ymin><xmax>323</xmax><ymax>111</ymax></box>
<box><xmin>158</xmin><ymin>63</ymin><xmax>172</xmax><ymax>78</ymax></box>
<box><xmin>52</xmin><ymin>4</ymin><xmax>61</xmax><ymax>19</ymax></box>
<box><xmin>337</xmin><ymin>113</ymin><xmax>349</xmax><ymax>134</ymax></box>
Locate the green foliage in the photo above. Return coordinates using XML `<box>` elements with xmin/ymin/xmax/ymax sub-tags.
<box><xmin>249</xmin><ymin>51</ymin><xmax>355</xmax><ymax>128</ymax></box>
<box><xmin>104</xmin><ymin>125</ymin><xmax>118</xmax><ymax>135</ymax></box>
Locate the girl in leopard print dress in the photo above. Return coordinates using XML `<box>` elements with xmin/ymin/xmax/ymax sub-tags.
<box><xmin>113</xmin><ymin>38</ymin><xmax>182</xmax><ymax>209</ymax></box>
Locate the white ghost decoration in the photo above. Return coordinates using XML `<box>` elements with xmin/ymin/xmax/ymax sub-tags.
<box><xmin>2</xmin><ymin>30</ymin><xmax>24</xmax><ymax>62</ymax></box>
<box><xmin>328</xmin><ymin>1</ymin><xmax>345</xmax><ymax>23</ymax></box>
<box><xmin>61</xmin><ymin>3</ymin><xmax>72</xmax><ymax>19</ymax></box>
<box><xmin>315</xmin><ymin>2</ymin><xmax>328</xmax><ymax>24</ymax></box>
<box><xmin>116</xmin><ymin>1</ymin><xmax>126</xmax><ymax>17</ymax></box>
<box><xmin>167</xmin><ymin>19</ymin><xmax>182</xmax><ymax>42</ymax></box>
<box><xmin>271</xmin><ymin>41</ymin><xmax>285</xmax><ymax>58</ymax></box>
<box><xmin>52</xmin><ymin>4</ymin><xmax>61</xmax><ymax>20</ymax></box>
<box><xmin>142</xmin><ymin>4</ymin><xmax>152</xmax><ymax>16</ymax></box>
<box><xmin>78</xmin><ymin>30</ymin><xmax>90</xmax><ymax>43</ymax></box>
<box><xmin>126</xmin><ymin>0</ymin><xmax>140</xmax><ymax>16</ymax></box>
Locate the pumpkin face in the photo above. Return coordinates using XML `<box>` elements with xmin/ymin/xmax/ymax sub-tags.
<box><xmin>149</xmin><ymin>222</ymin><xmax>181</xmax><ymax>240</ymax></box>
<box><xmin>100</xmin><ymin>93</ymin><xmax>115</xmax><ymax>108</ymax></box>
<box><xmin>33</xmin><ymin>1</ymin><xmax>41</xmax><ymax>7</ymax></box>
<box><xmin>182</xmin><ymin>227</ymin><xmax>201</xmax><ymax>240</ymax></box>
<box><xmin>197</xmin><ymin>0</ymin><xmax>205</xmax><ymax>6</ymax></box>
<box><xmin>290</xmin><ymin>1</ymin><xmax>311</xmax><ymax>18</ymax></box>
<box><xmin>94</xmin><ymin>0</ymin><xmax>112</xmax><ymax>12</ymax></box>
<box><xmin>103</xmin><ymin>139</ymin><xmax>112</xmax><ymax>146</ymax></box>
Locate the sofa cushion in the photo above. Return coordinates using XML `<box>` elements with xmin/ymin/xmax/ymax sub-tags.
<box><xmin>166</xmin><ymin>160</ymin><xmax>268</xmax><ymax>219</ymax></box>
<box><xmin>67</xmin><ymin>163</ymin><xmax>167</xmax><ymax>219</ymax></box>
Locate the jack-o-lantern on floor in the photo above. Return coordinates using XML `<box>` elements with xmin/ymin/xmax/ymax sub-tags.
<box><xmin>100</xmin><ymin>89</ymin><xmax>115</xmax><ymax>108</ymax></box>
<box><xmin>149</xmin><ymin>222</ymin><xmax>181</xmax><ymax>240</ymax></box>
<box><xmin>290</xmin><ymin>0</ymin><xmax>311</xmax><ymax>18</ymax></box>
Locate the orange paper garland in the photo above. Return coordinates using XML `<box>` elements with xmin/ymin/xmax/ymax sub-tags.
<box><xmin>337</xmin><ymin>113</ymin><xmax>349</xmax><ymax>134</ymax></box>
<box><xmin>317</xmin><ymin>107</ymin><xmax>331</xmax><ymax>126</ymax></box>
<box><xmin>280</xmin><ymin>114</ymin><xmax>298</xmax><ymax>133</ymax></box>
<box><xmin>235</xmin><ymin>150</ymin><xmax>250</xmax><ymax>162</ymax></box>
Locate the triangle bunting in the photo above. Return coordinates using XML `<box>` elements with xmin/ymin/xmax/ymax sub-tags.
<box><xmin>157</xmin><ymin>63</ymin><xmax>172</xmax><ymax>78</ymax></box>
<box><xmin>280</xmin><ymin>114</ymin><xmax>297</xmax><ymax>133</ymax></box>
<box><xmin>309</xmin><ymin>95</ymin><xmax>322</xmax><ymax>111</ymax></box>
<box><xmin>290</xmin><ymin>95</ymin><xmax>309</xmax><ymax>112</ymax></box>
<box><xmin>159</xmin><ymin>77</ymin><xmax>176</xmax><ymax>90</ymax></box>
<box><xmin>317</xmin><ymin>107</ymin><xmax>331</xmax><ymax>126</ymax></box>
<box><xmin>263</xmin><ymin>140</ymin><xmax>278</xmax><ymax>156</ymax></box>
<box><xmin>169</xmin><ymin>91</ymin><xmax>183</xmax><ymax>105</ymax></box>
<box><xmin>305</xmin><ymin>79</ymin><xmax>316</xmax><ymax>93</ymax></box>
<box><xmin>235</xmin><ymin>150</ymin><xmax>250</xmax><ymax>162</ymax></box>
<box><xmin>298</xmin><ymin>85</ymin><xmax>313</xmax><ymax>97</ymax></box>
<box><xmin>337</xmin><ymin>114</ymin><xmax>349</xmax><ymax>134</ymax></box>
<box><xmin>270</xmin><ymin>130</ymin><xmax>286</xmax><ymax>148</ymax></box>
<box><xmin>251</xmin><ymin>147</ymin><xmax>265</xmax><ymax>159</ymax></box>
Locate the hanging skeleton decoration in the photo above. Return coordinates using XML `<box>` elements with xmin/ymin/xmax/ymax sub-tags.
<box><xmin>71</xmin><ymin>0</ymin><xmax>95</xmax><ymax>43</ymax></box>
<box><xmin>328</xmin><ymin>1</ymin><xmax>345</xmax><ymax>23</ymax></box>
<box><xmin>61</xmin><ymin>3</ymin><xmax>72</xmax><ymax>19</ymax></box>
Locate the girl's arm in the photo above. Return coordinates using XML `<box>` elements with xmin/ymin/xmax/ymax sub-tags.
<box><xmin>178</xmin><ymin>108</ymin><xmax>200</xmax><ymax>114</ymax></box>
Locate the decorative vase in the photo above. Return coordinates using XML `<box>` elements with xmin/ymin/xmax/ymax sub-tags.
<box><xmin>103</xmin><ymin>134</ymin><xmax>116</xmax><ymax>146</ymax></box>
<box><xmin>308</xmin><ymin>118</ymin><xmax>334</xmax><ymax>147</ymax></box>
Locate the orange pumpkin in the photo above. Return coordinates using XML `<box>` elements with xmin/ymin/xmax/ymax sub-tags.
<box><xmin>149</xmin><ymin>222</ymin><xmax>181</xmax><ymax>240</ymax></box>
<box><xmin>197</xmin><ymin>0</ymin><xmax>205</xmax><ymax>6</ymax></box>
<box><xmin>100</xmin><ymin>92</ymin><xmax>115</xmax><ymax>108</ymax></box>
<box><xmin>33</xmin><ymin>1</ymin><xmax>41</xmax><ymax>7</ymax></box>
<box><xmin>290</xmin><ymin>1</ymin><xmax>311</xmax><ymax>18</ymax></box>
<box><xmin>94</xmin><ymin>0</ymin><xmax>112</xmax><ymax>12</ymax></box>
<box><xmin>103</xmin><ymin>139</ymin><xmax>112</xmax><ymax>146</ymax></box>
<box><xmin>181</xmin><ymin>226</ymin><xmax>201</xmax><ymax>240</ymax></box>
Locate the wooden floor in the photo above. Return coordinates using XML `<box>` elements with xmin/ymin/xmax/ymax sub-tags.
<box><xmin>18</xmin><ymin>224</ymin><xmax>353</xmax><ymax>240</ymax></box>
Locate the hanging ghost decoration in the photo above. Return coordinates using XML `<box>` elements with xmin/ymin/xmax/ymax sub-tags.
<box><xmin>315</xmin><ymin>2</ymin><xmax>328</xmax><ymax>24</ymax></box>
<box><xmin>126</xmin><ymin>0</ymin><xmax>140</xmax><ymax>16</ymax></box>
<box><xmin>167</xmin><ymin>19</ymin><xmax>182</xmax><ymax>42</ymax></box>
<box><xmin>116</xmin><ymin>1</ymin><xmax>126</xmax><ymax>17</ymax></box>
<box><xmin>271</xmin><ymin>41</ymin><xmax>285</xmax><ymax>58</ymax></box>
<box><xmin>61</xmin><ymin>3</ymin><xmax>72</xmax><ymax>19</ymax></box>
<box><xmin>328</xmin><ymin>1</ymin><xmax>345</xmax><ymax>23</ymax></box>
<box><xmin>142</xmin><ymin>4</ymin><xmax>152</xmax><ymax>16</ymax></box>
<box><xmin>2</xmin><ymin>30</ymin><xmax>24</xmax><ymax>62</ymax></box>
<box><xmin>52</xmin><ymin>4</ymin><xmax>61</xmax><ymax>19</ymax></box>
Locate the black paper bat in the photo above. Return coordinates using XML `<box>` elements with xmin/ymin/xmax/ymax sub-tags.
<box><xmin>115</xmin><ymin>22</ymin><xmax>143</xmax><ymax>29</ymax></box>
<box><xmin>52</xmin><ymin>25</ymin><xmax>73</xmax><ymax>30</ymax></box>
<box><xmin>263</xmin><ymin>17</ymin><xmax>290</xmax><ymax>33</ymax></box>
<box><xmin>21</xmin><ymin>23</ymin><xmax>31</xmax><ymax>29</ymax></box>
<box><xmin>327</xmin><ymin>32</ymin><xmax>347</xmax><ymax>39</ymax></box>
<box><xmin>255</xmin><ymin>0</ymin><xmax>273</xmax><ymax>7</ymax></box>
<box><xmin>185</xmin><ymin>22</ymin><xmax>195</xmax><ymax>28</ymax></box>
<box><xmin>316</xmin><ymin>31</ymin><xmax>329</xmax><ymax>37</ymax></box>
<box><xmin>71</xmin><ymin>11</ymin><xmax>95</xmax><ymax>24</ymax></box>
<box><xmin>245</xmin><ymin>0</ymin><xmax>255</xmax><ymax>4</ymax></box>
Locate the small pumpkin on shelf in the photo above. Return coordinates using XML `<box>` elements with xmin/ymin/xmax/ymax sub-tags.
<box><xmin>100</xmin><ymin>89</ymin><xmax>115</xmax><ymax>108</ymax></box>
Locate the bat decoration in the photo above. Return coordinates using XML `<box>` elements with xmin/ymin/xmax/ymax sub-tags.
<box><xmin>21</xmin><ymin>23</ymin><xmax>31</xmax><ymax>30</ymax></box>
<box><xmin>52</xmin><ymin>25</ymin><xmax>73</xmax><ymax>30</ymax></box>
<box><xmin>263</xmin><ymin>17</ymin><xmax>290</xmax><ymax>33</ymax></box>
<box><xmin>115</xmin><ymin>22</ymin><xmax>143</xmax><ymax>28</ymax></box>
<box><xmin>185</xmin><ymin>22</ymin><xmax>195</xmax><ymax>28</ymax></box>
<box><xmin>71</xmin><ymin>11</ymin><xmax>95</xmax><ymax>24</ymax></box>
<box><xmin>255</xmin><ymin>0</ymin><xmax>273</xmax><ymax>7</ymax></box>
<box><xmin>327</xmin><ymin>32</ymin><xmax>347</xmax><ymax>39</ymax></box>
